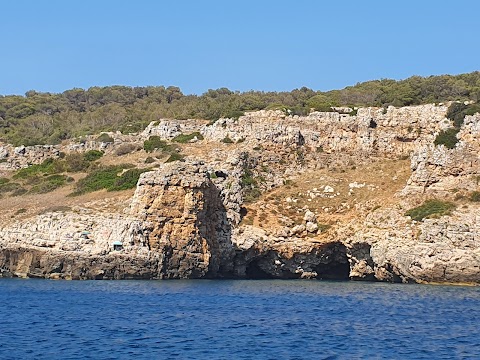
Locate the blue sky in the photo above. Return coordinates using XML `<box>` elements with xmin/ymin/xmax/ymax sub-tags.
<box><xmin>1</xmin><ymin>0</ymin><xmax>478</xmax><ymax>95</ymax></box>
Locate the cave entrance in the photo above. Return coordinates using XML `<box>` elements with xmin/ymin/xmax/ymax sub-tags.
<box><xmin>314</xmin><ymin>243</ymin><xmax>350</xmax><ymax>280</ymax></box>
<box><xmin>245</xmin><ymin>259</ymin><xmax>275</xmax><ymax>279</ymax></box>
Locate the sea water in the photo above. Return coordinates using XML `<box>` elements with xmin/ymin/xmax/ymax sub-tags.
<box><xmin>0</xmin><ymin>279</ymin><xmax>479</xmax><ymax>359</ymax></box>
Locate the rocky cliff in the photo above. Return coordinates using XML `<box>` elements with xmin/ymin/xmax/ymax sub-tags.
<box><xmin>1</xmin><ymin>103</ymin><xmax>479</xmax><ymax>284</ymax></box>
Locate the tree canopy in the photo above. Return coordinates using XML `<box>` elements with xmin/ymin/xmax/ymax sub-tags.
<box><xmin>1</xmin><ymin>72</ymin><xmax>479</xmax><ymax>146</ymax></box>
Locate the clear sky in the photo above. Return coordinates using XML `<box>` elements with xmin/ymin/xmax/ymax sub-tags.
<box><xmin>1</xmin><ymin>0</ymin><xmax>479</xmax><ymax>95</ymax></box>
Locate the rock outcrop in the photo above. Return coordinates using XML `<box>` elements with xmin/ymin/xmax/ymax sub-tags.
<box><xmin>1</xmin><ymin>103</ymin><xmax>479</xmax><ymax>284</ymax></box>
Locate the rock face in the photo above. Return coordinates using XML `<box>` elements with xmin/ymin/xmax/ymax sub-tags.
<box><xmin>403</xmin><ymin>113</ymin><xmax>480</xmax><ymax>195</ymax></box>
<box><xmin>130</xmin><ymin>162</ymin><xmax>235</xmax><ymax>278</ymax></box>
<box><xmin>0</xmin><ymin>144</ymin><xmax>61</xmax><ymax>171</ymax></box>
<box><xmin>0</xmin><ymin>211</ymin><xmax>154</xmax><ymax>279</ymax></box>
<box><xmin>344</xmin><ymin>206</ymin><xmax>480</xmax><ymax>284</ymax></box>
<box><xmin>1</xmin><ymin>103</ymin><xmax>479</xmax><ymax>284</ymax></box>
<box><xmin>201</xmin><ymin>105</ymin><xmax>450</xmax><ymax>157</ymax></box>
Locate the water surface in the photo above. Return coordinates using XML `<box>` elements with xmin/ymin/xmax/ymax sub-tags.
<box><xmin>0</xmin><ymin>279</ymin><xmax>479</xmax><ymax>359</ymax></box>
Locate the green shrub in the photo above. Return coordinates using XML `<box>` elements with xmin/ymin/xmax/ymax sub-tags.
<box><xmin>405</xmin><ymin>199</ymin><xmax>456</xmax><ymax>221</ymax></box>
<box><xmin>165</xmin><ymin>153</ymin><xmax>185</xmax><ymax>163</ymax></box>
<box><xmin>11</xmin><ymin>187</ymin><xmax>28</xmax><ymax>197</ymax></box>
<box><xmin>72</xmin><ymin>166</ymin><xmax>122</xmax><ymax>195</ymax></box>
<box><xmin>143</xmin><ymin>136</ymin><xmax>174</xmax><ymax>152</ymax></box>
<box><xmin>0</xmin><ymin>182</ymin><xmax>22</xmax><ymax>194</ymax></box>
<box><xmin>13</xmin><ymin>158</ymin><xmax>57</xmax><ymax>179</ymax></box>
<box><xmin>29</xmin><ymin>174</ymin><xmax>69</xmax><ymax>194</ymax></box>
<box><xmin>83</xmin><ymin>150</ymin><xmax>104</xmax><ymax>162</ymax></box>
<box><xmin>446</xmin><ymin>102</ymin><xmax>480</xmax><ymax>128</ymax></box>
<box><xmin>0</xmin><ymin>177</ymin><xmax>10</xmax><ymax>185</ymax></box>
<box><xmin>96</xmin><ymin>133</ymin><xmax>114</xmax><ymax>143</ymax></box>
<box><xmin>446</xmin><ymin>102</ymin><xmax>468</xmax><ymax>128</ymax></box>
<box><xmin>14</xmin><ymin>208</ymin><xmax>27</xmax><ymax>215</ymax></box>
<box><xmin>222</xmin><ymin>110</ymin><xmax>244</xmax><ymax>120</ymax></box>
<box><xmin>241</xmin><ymin>169</ymin><xmax>261</xmax><ymax>203</ymax></box>
<box><xmin>221</xmin><ymin>137</ymin><xmax>234</xmax><ymax>144</ymax></box>
<box><xmin>64</xmin><ymin>153</ymin><xmax>89</xmax><ymax>172</ymax></box>
<box><xmin>172</xmin><ymin>132</ymin><xmax>204</xmax><ymax>143</ymax></box>
<box><xmin>469</xmin><ymin>191</ymin><xmax>480</xmax><ymax>202</ymax></box>
<box><xmin>109</xmin><ymin>168</ymin><xmax>150</xmax><ymax>191</ymax></box>
<box><xmin>434</xmin><ymin>128</ymin><xmax>459</xmax><ymax>149</ymax></box>
<box><xmin>144</xmin><ymin>156</ymin><xmax>155</xmax><ymax>164</ymax></box>
<box><xmin>115</xmin><ymin>143</ymin><xmax>140</xmax><ymax>156</ymax></box>
<box><xmin>318</xmin><ymin>224</ymin><xmax>332</xmax><ymax>233</ymax></box>
<box><xmin>72</xmin><ymin>164</ymin><xmax>143</xmax><ymax>195</ymax></box>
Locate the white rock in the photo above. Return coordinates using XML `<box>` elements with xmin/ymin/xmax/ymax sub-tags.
<box><xmin>306</xmin><ymin>222</ymin><xmax>318</xmax><ymax>233</ymax></box>
<box><xmin>304</xmin><ymin>210</ymin><xmax>316</xmax><ymax>223</ymax></box>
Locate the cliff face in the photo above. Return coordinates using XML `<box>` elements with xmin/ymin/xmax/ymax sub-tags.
<box><xmin>129</xmin><ymin>162</ymin><xmax>236</xmax><ymax>278</ymax></box>
<box><xmin>1</xmin><ymin>104</ymin><xmax>479</xmax><ymax>284</ymax></box>
<box><xmin>201</xmin><ymin>104</ymin><xmax>450</xmax><ymax>157</ymax></box>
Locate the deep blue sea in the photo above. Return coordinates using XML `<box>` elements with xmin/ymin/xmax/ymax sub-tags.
<box><xmin>0</xmin><ymin>279</ymin><xmax>479</xmax><ymax>359</ymax></box>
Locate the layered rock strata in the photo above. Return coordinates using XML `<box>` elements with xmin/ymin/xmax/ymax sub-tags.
<box><xmin>1</xmin><ymin>104</ymin><xmax>479</xmax><ymax>284</ymax></box>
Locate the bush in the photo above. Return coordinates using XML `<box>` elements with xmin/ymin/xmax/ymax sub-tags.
<box><xmin>13</xmin><ymin>158</ymin><xmax>58</xmax><ymax>179</ymax></box>
<box><xmin>434</xmin><ymin>128</ymin><xmax>459</xmax><ymax>149</ymax></box>
<box><xmin>96</xmin><ymin>133</ymin><xmax>114</xmax><ymax>143</ymax></box>
<box><xmin>72</xmin><ymin>166</ymin><xmax>122</xmax><ymax>195</ymax></box>
<box><xmin>11</xmin><ymin>187</ymin><xmax>28</xmax><ymax>196</ymax></box>
<box><xmin>405</xmin><ymin>199</ymin><xmax>456</xmax><ymax>221</ymax></box>
<box><xmin>0</xmin><ymin>182</ymin><xmax>22</xmax><ymax>194</ymax></box>
<box><xmin>469</xmin><ymin>191</ymin><xmax>480</xmax><ymax>202</ymax></box>
<box><xmin>172</xmin><ymin>132</ymin><xmax>204</xmax><ymax>143</ymax></box>
<box><xmin>72</xmin><ymin>164</ymin><xmax>143</xmax><ymax>195</ymax></box>
<box><xmin>29</xmin><ymin>175</ymin><xmax>69</xmax><ymax>194</ymax></box>
<box><xmin>115</xmin><ymin>143</ymin><xmax>140</xmax><ymax>156</ymax></box>
<box><xmin>222</xmin><ymin>110</ymin><xmax>244</xmax><ymax>120</ymax></box>
<box><xmin>143</xmin><ymin>136</ymin><xmax>174</xmax><ymax>153</ymax></box>
<box><xmin>0</xmin><ymin>177</ymin><xmax>10</xmax><ymax>185</ymax></box>
<box><xmin>64</xmin><ymin>153</ymin><xmax>89</xmax><ymax>172</ymax></box>
<box><xmin>83</xmin><ymin>150</ymin><xmax>104</xmax><ymax>162</ymax></box>
<box><xmin>241</xmin><ymin>169</ymin><xmax>261</xmax><ymax>203</ymax></box>
<box><xmin>165</xmin><ymin>153</ymin><xmax>185</xmax><ymax>163</ymax></box>
<box><xmin>446</xmin><ymin>102</ymin><xmax>480</xmax><ymax>128</ymax></box>
<box><xmin>221</xmin><ymin>137</ymin><xmax>234</xmax><ymax>144</ymax></box>
<box><xmin>109</xmin><ymin>168</ymin><xmax>150</xmax><ymax>191</ymax></box>
<box><xmin>446</xmin><ymin>102</ymin><xmax>468</xmax><ymax>128</ymax></box>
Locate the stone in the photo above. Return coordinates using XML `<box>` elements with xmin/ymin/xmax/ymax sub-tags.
<box><xmin>304</xmin><ymin>210</ymin><xmax>316</xmax><ymax>222</ymax></box>
<box><xmin>306</xmin><ymin>222</ymin><xmax>318</xmax><ymax>233</ymax></box>
<box><xmin>290</xmin><ymin>224</ymin><xmax>306</xmax><ymax>235</ymax></box>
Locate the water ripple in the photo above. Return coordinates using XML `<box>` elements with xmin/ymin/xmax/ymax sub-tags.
<box><xmin>0</xmin><ymin>279</ymin><xmax>479</xmax><ymax>359</ymax></box>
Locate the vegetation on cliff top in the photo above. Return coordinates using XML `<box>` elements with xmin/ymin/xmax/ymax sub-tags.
<box><xmin>405</xmin><ymin>199</ymin><xmax>456</xmax><ymax>221</ymax></box>
<box><xmin>434</xmin><ymin>102</ymin><xmax>480</xmax><ymax>149</ymax></box>
<box><xmin>0</xmin><ymin>72</ymin><xmax>479</xmax><ymax>146</ymax></box>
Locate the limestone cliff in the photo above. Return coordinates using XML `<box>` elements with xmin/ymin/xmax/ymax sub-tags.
<box><xmin>1</xmin><ymin>103</ymin><xmax>479</xmax><ymax>284</ymax></box>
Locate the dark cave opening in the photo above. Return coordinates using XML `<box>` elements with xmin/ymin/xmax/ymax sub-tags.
<box><xmin>369</xmin><ymin>119</ymin><xmax>377</xmax><ymax>129</ymax></box>
<box><xmin>314</xmin><ymin>243</ymin><xmax>351</xmax><ymax>280</ymax></box>
<box><xmin>314</xmin><ymin>260</ymin><xmax>350</xmax><ymax>280</ymax></box>
<box><xmin>245</xmin><ymin>260</ymin><xmax>275</xmax><ymax>279</ymax></box>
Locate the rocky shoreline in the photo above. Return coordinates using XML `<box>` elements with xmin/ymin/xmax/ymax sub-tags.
<box><xmin>1</xmin><ymin>104</ymin><xmax>479</xmax><ymax>284</ymax></box>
